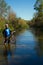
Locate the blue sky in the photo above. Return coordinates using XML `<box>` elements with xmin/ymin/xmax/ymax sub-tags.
<box><xmin>5</xmin><ymin>0</ymin><xmax>36</xmax><ymax>20</ymax></box>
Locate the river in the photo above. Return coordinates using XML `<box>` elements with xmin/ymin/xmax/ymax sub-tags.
<box><xmin>0</xmin><ymin>30</ymin><xmax>43</xmax><ymax>65</ymax></box>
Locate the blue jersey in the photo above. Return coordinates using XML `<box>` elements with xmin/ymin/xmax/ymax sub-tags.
<box><xmin>3</xmin><ymin>28</ymin><xmax>11</xmax><ymax>37</ymax></box>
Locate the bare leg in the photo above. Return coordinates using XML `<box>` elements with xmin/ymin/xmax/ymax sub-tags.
<box><xmin>4</xmin><ymin>43</ymin><xmax>7</xmax><ymax>50</ymax></box>
<box><xmin>4</xmin><ymin>38</ymin><xmax>7</xmax><ymax>49</ymax></box>
<box><xmin>8</xmin><ymin>38</ymin><xmax>11</xmax><ymax>50</ymax></box>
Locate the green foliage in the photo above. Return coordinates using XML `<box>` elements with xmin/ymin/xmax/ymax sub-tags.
<box><xmin>34</xmin><ymin>0</ymin><xmax>43</xmax><ymax>22</ymax></box>
<box><xmin>29</xmin><ymin>0</ymin><xmax>43</xmax><ymax>31</ymax></box>
<box><xmin>34</xmin><ymin>0</ymin><xmax>43</xmax><ymax>29</ymax></box>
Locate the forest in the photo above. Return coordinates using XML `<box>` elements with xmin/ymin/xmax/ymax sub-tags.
<box><xmin>0</xmin><ymin>0</ymin><xmax>28</xmax><ymax>34</ymax></box>
<box><xmin>0</xmin><ymin>0</ymin><xmax>43</xmax><ymax>35</ymax></box>
<box><xmin>27</xmin><ymin>0</ymin><xmax>43</xmax><ymax>34</ymax></box>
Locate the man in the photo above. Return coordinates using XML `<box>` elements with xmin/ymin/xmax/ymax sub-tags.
<box><xmin>3</xmin><ymin>23</ymin><xmax>11</xmax><ymax>50</ymax></box>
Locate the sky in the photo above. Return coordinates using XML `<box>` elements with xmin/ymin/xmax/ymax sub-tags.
<box><xmin>5</xmin><ymin>0</ymin><xmax>36</xmax><ymax>20</ymax></box>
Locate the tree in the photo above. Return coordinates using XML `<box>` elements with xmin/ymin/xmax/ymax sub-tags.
<box><xmin>34</xmin><ymin>0</ymin><xmax>43</xmax><ymax>23</ymax></box>
<box><xmin>0</xmin><ymin>0</ymin><xmax>10</xmax><ymax>17</ymax></box>
<box><xmin>34</xmin><ymin>0</ymin><xmax>43</xmax><ymax>31</ymax></box>
<box><xmin>8</xmin><ymin>11</ymin><xmax>16</xmax><ymax>21</ymax></box>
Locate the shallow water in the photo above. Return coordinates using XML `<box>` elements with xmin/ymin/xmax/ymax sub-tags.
<box><xmin>0</xmin><ymin>30</ymin><xmax>43</xmax><ymax>65</ymax></box>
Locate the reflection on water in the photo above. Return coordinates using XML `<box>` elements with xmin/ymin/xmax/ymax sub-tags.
<box><xmin>35</xmin><ymin>32</ymin><xmax>43</xmax><ymax>57</ymax></box>
<box><xmin>0</xmin><ymin>30</ymin><xmax>43</xmax><ymax>65</ymax></box>
<box><xmin>3</xmin><ymin>45</ymin><xmax>12</xmax><ymax>65</ymax></box>
<box><xmin>3</xmin><ymin>48</ymin><xmax>9</xmax><ymax>65</ymax></box>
